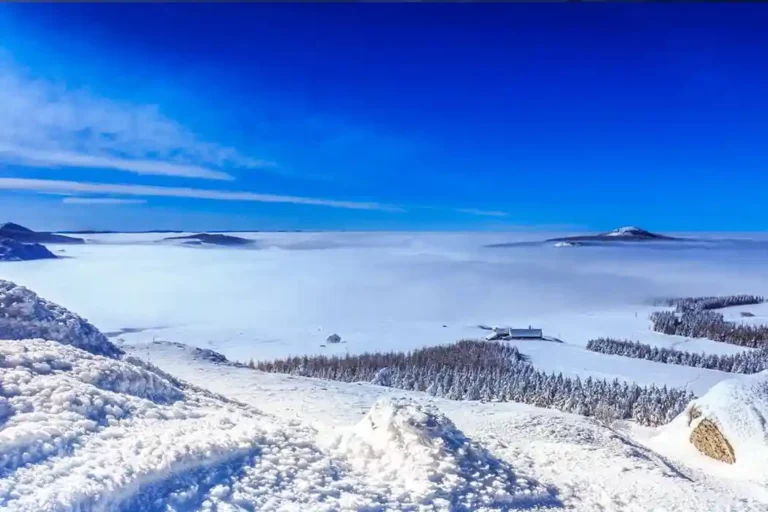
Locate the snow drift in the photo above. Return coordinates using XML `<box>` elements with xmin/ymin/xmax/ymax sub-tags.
<box><xmin>0</xmin><ymin>280</ymin><xmax>122</xmax><ymax>358</ymax></box>
<box><xmin>325</xmin><ymin>399</ymin><xmax>558</xmax><ymax>509</ymax></box>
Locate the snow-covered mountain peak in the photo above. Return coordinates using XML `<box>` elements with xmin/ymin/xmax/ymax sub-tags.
<box><xmin>605</xmin><ymin>226</ymin><xmax>649</xmax><ymax>237</ymax></box>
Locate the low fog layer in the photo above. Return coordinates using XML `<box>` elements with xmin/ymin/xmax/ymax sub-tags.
<box><xmin>2</xmin><ymin>232</ymin><xmax>767</xmax><ymax>363</ymax></box>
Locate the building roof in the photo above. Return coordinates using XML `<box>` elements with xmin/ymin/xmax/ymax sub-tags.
<box><xmin>507</xmin><ymin>328</ymin><xmax>543</xmax><ymax>338</ymax></box>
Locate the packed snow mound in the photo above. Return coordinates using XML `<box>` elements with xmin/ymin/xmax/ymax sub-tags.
<box><xmin>325</xmin><ymin>399</ymin><xmax>559</xmax><ymax>509</ymax></box>
<box><xmin>665</xmin><ymin>372</ymin><xmax>768</xmax><ymax>477</ymax></box>
<box><xmin>0</xmin><ymin>279</ymin><xmax>122</xmax><ymax>358</ymax></box>
<box><xmin>0</xmin><ymin>239</ymin><xmax>57</xmax><ymax>262</ymax></box>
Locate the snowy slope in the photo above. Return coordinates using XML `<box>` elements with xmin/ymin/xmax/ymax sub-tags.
<box><xmin>125</xmin><ymin>340</ymin><xmax>768</xmax><ymax>511</ymax></box>
<box><xmin>1</xmin><ymin>281</ymin><xmax>562</xmax><ymax>511</ymax></box>
<box><xmin>1</xmin><ymin>338</ymin><xmax>563</xmax><ymax>511</ymax></box>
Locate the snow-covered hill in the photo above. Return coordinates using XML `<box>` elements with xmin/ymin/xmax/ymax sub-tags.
<box><xmin>0</xmin><ymin>281</ymin><xmax>561</xmax><ymax>511</ymax></box>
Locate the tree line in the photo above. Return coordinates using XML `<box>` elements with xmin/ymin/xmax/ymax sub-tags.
<box><xmin>254</xmin><ymin>340</ymin><xmax>694</xmax><ymax>427</ymax></box>
<box><xmin>650</xmin><ymin>309</ymin><xmax>768</xmax><ymax>348</ymax></box>
<box><xmin>586</xmin><ymin>337</ymin><xmax>768</xmax><ymax>374</ymax></box>
<box><xmin>653</xmin><ymin>295</ymin><xmax>764</xmax><ymax>313</ymax></box>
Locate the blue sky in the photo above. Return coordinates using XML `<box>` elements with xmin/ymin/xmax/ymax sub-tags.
<box><xmin>1</xmin><ymin>4</ymin><xmax>767</xmax><ymax>231</ymax></box>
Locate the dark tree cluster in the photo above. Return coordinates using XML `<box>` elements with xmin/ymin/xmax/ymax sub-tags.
<box><xmin>586</xmin><ymin>337</ymin><xmax>768</xmax><ymax>374</ymax></box>
<box><xmin>650</xmin><ymin>310</ymin><xmax>768</xmax><ymax>348</ymax></box>
<box><xmin>653</xmin><ymin>295</ymin><xmax>764</xmax><ymax>313</ymax></box>
<box><xmin>254</xmin><ymin>340</ymin><xmax>694</xmax><ymax>426</ymax></box>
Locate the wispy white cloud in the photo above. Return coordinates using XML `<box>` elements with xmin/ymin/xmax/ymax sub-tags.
<box><xmin>453</xmin><ymin>208</ymin><xmax>509</xmax><ymax>218</ymax></box>
<box><xmin>62</xmin><ymin>197</ymin><xmax>147</xmax><ymax>205</ymax></box>
<box><xmin>0</xmin><ymin>145</ymin><xmax>233</xmax><ymax>180</ymax></box>
<box><xmin>0</xmin><ymin>53</ymin><xmax>274</xmax><ymax>180</ymax></box>
<box><xmin>0</xmin><ymin>178</ymin><xmax>403</xmax><ymax>212</ymax></box>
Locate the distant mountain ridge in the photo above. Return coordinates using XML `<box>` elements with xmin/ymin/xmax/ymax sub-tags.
<box><xmin>0</xmin><ymin>222</ymin><xmax>85</xmax><ymax>244</ymax></box>
<box><xmin>547</xmin><ymin>226</ymin><xmax>679</xmax><ymax>243</ymax></box>
<box><xmin>163</xmin><ymin>233</ymin><xmax>255</xmax><ymax>246</ymax></box>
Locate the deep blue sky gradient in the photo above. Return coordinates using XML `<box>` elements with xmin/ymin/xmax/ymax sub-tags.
<box><xmin>1</xmin><ymin>4</ymin><xmax>767</xmax><ymax>231</ymax></box>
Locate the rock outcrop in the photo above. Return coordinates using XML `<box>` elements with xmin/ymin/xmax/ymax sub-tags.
<box><xmin>0</xmin><ymin>239</ymin><xmax>57</xmax><ymax>261</ymax></box>
<box><xmin>0</xmin><ymin>222</ymin><xmax>85</xmax><ymax>244</ymax></box>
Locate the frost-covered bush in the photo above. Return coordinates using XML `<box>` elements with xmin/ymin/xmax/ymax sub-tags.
<box><xmin>587</xmin><ymin>338</ymin><xmax>768</xmax><ymax>374</ymax></box>
<box><xmin>0</xmin><ymin>279</ymin><xmax>122</xmax><ymax>357</ymax></box>
<box><xmin>257</xmin><ymin>340</ymin><xmax>694</xmax><ymax>426</ymax></box>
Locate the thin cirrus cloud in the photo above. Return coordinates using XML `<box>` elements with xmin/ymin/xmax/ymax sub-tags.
<box><xmin>452</xmin><ymin>208</ymin><xmax>509</xmax><ymax>218</ymax></box>
<box><xmin>62</xmin><ymin>197</ymin><xmax>147</xmax><ymax>205</ymax></box>
<box><xmin>0</xmin><ymin>54</ymin><xmax>274</xmax><ymax>180</ymax></box>
<box><xmin>0</xmin><ymin>177</ymin><xmax>512</xmax><ymax>218</ymax></box>
<box><xmin>0</xmin><ymin>178</ymin><xmax>404</xmax><ymax>212</ymax></box>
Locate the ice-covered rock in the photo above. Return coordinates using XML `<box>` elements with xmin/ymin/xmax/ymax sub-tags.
<box><xmin>665</xmin><ymin>372</ymin><xmax>768</xmax><ymax>474</ymax></box>
<box><xmin>0</xmin><ymin>238</ymin><xmax>57</xmax><ymax>261</ymax></box>
<box><xmin>0</xmin><ymin>279</ymin><xmax>122</xmax><ymax>358</ymax></box>
<box><xmin>325</xmin><ymin>399</ymin><xmax>558</xmax><ymax>509</ymax></box>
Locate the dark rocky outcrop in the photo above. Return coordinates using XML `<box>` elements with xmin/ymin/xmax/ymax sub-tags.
<box><xmin>0</xmin><ymin>239</ymin><xmax>57</xmax><ymax>261</ymax></box>
<box><xmin>0</xmin><ymin>222</ymin><xmax>85</xmax><ymax>244</ymax></box>
<box><xmin>163</xmin><ymin>233</ymin><xmax>255</xmax><ymax>246</ymax></box>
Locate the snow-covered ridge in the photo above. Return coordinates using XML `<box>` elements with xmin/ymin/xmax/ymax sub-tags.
<box><xmin>0</xmin><ymin>280</ymin><xmax>122</xmax><ymax>358</ymax></box>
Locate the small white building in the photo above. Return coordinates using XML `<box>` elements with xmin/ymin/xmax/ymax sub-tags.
<box><xmin>507</xmin><ymin>328</ymin><xmax>543</xmax><ymax>339</ymax></box>
<box><xmin>485</xmin><ymin>326</ymin><xmax>543</xmax><ymax>341</ymax></box>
